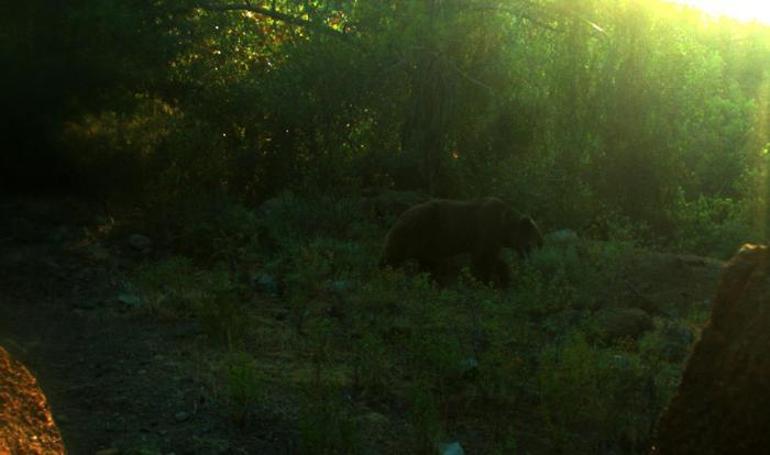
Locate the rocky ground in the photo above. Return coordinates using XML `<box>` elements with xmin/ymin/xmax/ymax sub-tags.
<box><xmin>0</xmin><ymin>197</ymin><xmax>292</xmax><ymax>454</ymax></box>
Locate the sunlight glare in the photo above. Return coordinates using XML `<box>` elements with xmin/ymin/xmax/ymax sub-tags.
<box><xmin>666</xmin><ymin>0</ymin><xmax>770</xmax><ymax>24</ymax></box>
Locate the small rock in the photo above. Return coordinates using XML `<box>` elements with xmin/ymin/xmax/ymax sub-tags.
<box><xmin>546</xmin><ymin>228</ymin><xmax>579</xmax><ymax>244</ymax></box>
<box><xmin>128</xmin><ymin>234</ymin><xmax>152</xmax><ymax>252</ymax></box>
<box><xmin>48</xmin><ymin>225</ymin><xmax>71</xmax><ymax>244</ymax></box>
<box><xmin>596</xmin><ymin>307</ymin><xmax>654</xmax><ymax>341</ymax></box>
<box><xmin>253</xmin><ymin>273</ymin><xmax>279</xmax><ymax>296</ymax></box>
<box><xmin>174</xmin><ymin>411</ymin><xmax>190</xmax><ymax>422</ymax></box>
<box><xmin>117</xmin><ymin>293</ymin><xmax>143</xmax><ymax>308</ymax></box>
<box><xmin>438</xmin><ymin>441</ymin><xmax>465</xmax><ymax>455</ymax></box>
<box><xmin>611</xmin><ymin>354</ymin><xmax>631</xmax><ymax>369</ymax></box>
<box><xmin>460</xmin><ymin>356</ymin><xmax>479</xmax><ymax>378</ymax></box>
<box><xmin>324</xmin><ymin>279</ymin><xmax>353</xmax><ymax>295</ymax></box>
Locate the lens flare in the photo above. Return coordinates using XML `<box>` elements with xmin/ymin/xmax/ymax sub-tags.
<box><xmin>666</xmin><ymin>0</ymin><xmax>770</xmax><ymax>24</ymax></box>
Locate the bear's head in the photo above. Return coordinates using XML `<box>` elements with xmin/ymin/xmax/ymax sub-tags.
<box><xmin>502</xmin><ymin>212</ymin><xmax>543</xmax><ymax>258</ymax></box>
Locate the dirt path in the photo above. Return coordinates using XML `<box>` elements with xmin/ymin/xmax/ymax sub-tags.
<box><xmin>0</xmin><ymin>198</ymin><xmax>288</xmax><ymax>454</ymax></box>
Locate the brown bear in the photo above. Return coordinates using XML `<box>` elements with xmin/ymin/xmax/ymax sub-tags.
<box><xmin>380</xmin><ymin>197</ymin><xmax>542</xmax><ymax>287</ymax></box>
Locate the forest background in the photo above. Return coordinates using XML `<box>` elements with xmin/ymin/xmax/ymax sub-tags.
<box><xmin>4</xmin><ymin>0</ymin><xmax>770</xmax><ymax>257</ymax></box>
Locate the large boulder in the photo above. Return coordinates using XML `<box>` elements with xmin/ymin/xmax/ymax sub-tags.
<box><xmin>652</xmin><ymin>244</ymin><xmax>770</xmax><ymax>454</ymax></box>
<box><xmin>0</xmin><ymin>346</ymin><xmax>65</xmax><ymax>454</ymax></box>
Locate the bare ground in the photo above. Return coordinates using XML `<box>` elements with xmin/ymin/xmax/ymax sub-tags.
<box><xmin>0</xmin><ymin>197</ymin><xmax>292</xmax><ymax>454</ymax></box>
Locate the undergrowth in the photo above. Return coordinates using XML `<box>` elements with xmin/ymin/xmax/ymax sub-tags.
<box><xmin>125</xmin><ymin>194</ymin><xmax>707</xmax><ymax>453</ymax></box>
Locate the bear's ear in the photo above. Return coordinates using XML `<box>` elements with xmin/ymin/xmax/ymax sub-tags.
<box><xmin>517</xmin><ymin>215</ymin><xmax>532</xmax><ymax>230</ymax></box>
<box><xmin>502</xmin><ymin>210</ymin><xmax>522</xmax><ymax>230</ymax></box>
<box><xmin>520</xmin><ymin>216</ymin><xmax>544</xmax><ymax>247</ymax></box>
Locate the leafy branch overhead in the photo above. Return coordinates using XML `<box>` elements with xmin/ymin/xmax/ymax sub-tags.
<box><xmin>193</xmin><ymin>0</ymin><xmax>352</xmax><ymax>37</ymax></box>
<box><xmin>190</xmin><ymin>1</ymin><xmax>600</xmax><ymax>39</ymax></box>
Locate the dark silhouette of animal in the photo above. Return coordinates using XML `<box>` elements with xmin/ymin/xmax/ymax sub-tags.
<box><xmin>380</xmin><ymin>197</ymin><xmax>542</xmax><ymax>287</ymax></box>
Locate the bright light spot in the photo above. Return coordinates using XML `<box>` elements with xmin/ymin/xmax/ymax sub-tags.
<box><xmin>666</xmin><ymin>0</ymin><xmax>770</xmax><ymax>24</ymax></box>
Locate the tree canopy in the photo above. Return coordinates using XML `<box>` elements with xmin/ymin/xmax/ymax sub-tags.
<box><xmin>4</xmin><ymin>0</ymin><xmax>770</xmax><ymax>253</ymax></box>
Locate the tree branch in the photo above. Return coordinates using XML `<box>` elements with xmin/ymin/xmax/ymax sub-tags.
<box><xmin>195</xmin><ymin>1</ymin><xmax>346</xmax><ymax>38</ymax></box>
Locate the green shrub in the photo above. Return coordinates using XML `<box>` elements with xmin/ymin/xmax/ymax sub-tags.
<box><xmin>298</xmin><ymin>388</ymin><xmax>362</xmax><ymax>454</ymax></box>
<box><xmin>143</xmin><ymin>196</ymin><xmax>264</xmax><ymax>261</ymax></box>
<box><xmin>130</xmin><ymin>256</ymin><xmax>203</xmax><ymax>318</ymax></box>
<box><xmin>407</xmin><ymin>384</ymin><xmax>444</xmax><ymax>454</ymax></box>
<box><xmin>537</xmin><ymin>334</ymin><xmax>656</xmax><ymax>453</ymax></box>
<box><xmin>131</xmin><ymin>258</ymin><xmax>247</xmax><ymax>346</ymax></box>
<box><xmin>196</xmin><ymin>288</ymin><xmax>249</xmax><ymax>348</ymax></box>
<box><xmin>671</xmin><ymin>193</ymin><xmax>753</xmax><ymax>258</ymax></box>
<box><xmin>222</xmin><ymin>352</ymin><xmax>262</xmax><ymax>425</ymax></box>
<box><xmin>257</xmin><ymin>192</ymin><xmax>372</xmax><ymax>248</ymax></box>
<box><xmin>350</xmin><ymin>331</ymin><xmax>391</xmax><ymax>395</ymax></box>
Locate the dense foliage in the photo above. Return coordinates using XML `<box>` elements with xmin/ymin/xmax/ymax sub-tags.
<box><xmin>5</xmin><ymin>0</ymin><xmax>770</xmax><ymax>256</ymax></box>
